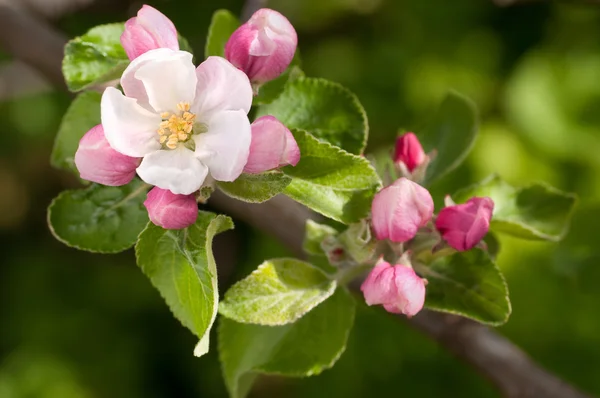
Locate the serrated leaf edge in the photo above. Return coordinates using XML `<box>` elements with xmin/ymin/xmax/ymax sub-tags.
<box><xmin>219</xmin><ymin>258</ymin><xmax>337</xmax><ymax>326</ymax></box>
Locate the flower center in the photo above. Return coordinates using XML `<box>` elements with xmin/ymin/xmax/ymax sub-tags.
<box><xmin>157</xmin><ymin>102</ymin><xmax>197</xmax><ymax>150</ymax></box>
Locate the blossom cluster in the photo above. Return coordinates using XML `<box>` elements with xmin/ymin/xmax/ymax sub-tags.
<box><xmin>360</xmin><ymin>133</ymin><xmax>495</xmax><ymax>317</ymax></box>
<box><xmin>74</xmin><ymin>5</ymin><xmax>299</xmax><ymax>229</ymax></box>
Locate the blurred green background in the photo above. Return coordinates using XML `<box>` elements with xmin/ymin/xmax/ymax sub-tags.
<box><xmin>1</xmin><ymin>0</ymin><xmax>600</xmax><ymax>396</ymax></box>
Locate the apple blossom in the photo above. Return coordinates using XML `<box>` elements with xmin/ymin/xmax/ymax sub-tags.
<box><xmin>144</xmin><ymin>187</ymin><xmax>198</xmax><ymax>229</ymax></box>
<box><xmin>243</xmin><ymin>115</ymin><xmax>300</xmax><ymax>174</ymax></box>
<box><xmin>101</xmin><ymin>48</ymin><xmax>253</xmax><ymax>195</ymax></box>
<box><xmin>371</xmin><ymin>178</ymin><xmax>434</xmax><ymax>243</ymax></box>
<box><xmin>121</xmin><ymin>5</ymin><xmax>179</xmax><ymax>61</ymax></box>
<box><xmin>394</xmin><ymin>132</ymin><xmax>426</xmax><ymax>173</ymax></box>
<box><xmin>225</xmin><ymin>8</ymin><xmax>297</xmax><ymax>85</ymax></box>
<box><xmin>435</xmin><ymin>196</ymin><xmax>495</xmax><ymax>251</ymax></box>
<box><xmin>74</xmin><ymin>124</ymin><xmax>140</xmax><ymax>186</ymax></box>
<box><xmin>361</xmin><ymin>259</ymin><xmax>426</xmax><ymax>317</ymax></box>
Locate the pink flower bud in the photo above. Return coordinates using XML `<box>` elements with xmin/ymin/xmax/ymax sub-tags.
<box><xmin>361</xmin><ymin>260</ymin><xmax>426</xmax><ymax>317</ymax></box>
<box><xmin>394</xmin><ymin>132</ymin><xmax>426</xmax><ymax>172</ymax></box>
<box><xmin>143</xmin><ymin>187</ymin><xmax>198</xmax><ymax>230</ymax></box>
<box><xmin>74</xmin><ymin>124</ymin><xmax>140</xmax><ymax>186</ymax></box>
<box><xmin>225</xmin><ymin>8</ymin><xmax>297</xmax><ymax>84</ymax></box>
<box><xmin>121</xmin><ymin>5</ymin><xmax>179</xmax><ymax>61</ymax></box>
<box><xmin>435</xmin><ymin>196</ymin><xmax>494</xmax><ymax>251</ymax></box>
<box><xmin>243</xmin><ymin>115</ymin><xmax>300</xmax><ymax>174</ymax></box>
<box><xmin>371</xmin><ymin>178</ymin><xmax>434</xmax><ymax>243</ymax></box>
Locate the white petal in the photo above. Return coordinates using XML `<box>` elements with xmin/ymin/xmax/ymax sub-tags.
<box><xmin>101</xmin><ymin>87</ymin><xmax>161</xmax><ymax>157</ymax></box>
<box><xmin>121</xmin><ymin>48</ymin><xmax>178</xmax><ymax>110</ymax></box>
<box><xmin>195</xmin><ymin>110</ymin><xmax>251</xmax><ymax>182</ymax></box>
<box><xmin>137</xmin><ymin>147</ymin><xmax>208</xmax><ymax>195</ymax></box>
<box><xmin>192</xmin><ymin>56</ymin><xmax>252</xmax><ymax>121</ymax></box>
<box><xmin>134</xmin><ymin>50</ymin><xmax>197</xmax><ymax>113</ymax></box>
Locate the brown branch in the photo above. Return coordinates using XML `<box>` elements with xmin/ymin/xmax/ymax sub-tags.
<box><xmin>210</xmin><ymin>192</ymin><xmax>593</xmax><ymax>398</ymax></box>
<box><xmin>0</xmin><ymin>2</ymin><xmax>593</xmax><ymax>397</ymax></box>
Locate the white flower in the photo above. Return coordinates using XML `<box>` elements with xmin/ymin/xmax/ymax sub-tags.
<box><xmin>101</xmin><ymin>48</ymin><xmax>253</xmax><ymax>195</ymax></box>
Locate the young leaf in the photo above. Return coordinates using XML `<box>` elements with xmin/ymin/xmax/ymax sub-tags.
<box><xmin>47</xmin><ymin>180</ymin><xmax>148</xmax><ymax>253</ymax></box>
<box><xmin>51</xmin><ymin>91</ymin><xmax>102</xmax><ymax>173</ymax></box>
<box><xmin>454</xmin><ymin>175</ymin><xmax>577</xmax><ymax>241</ymax></box>
<box><xmin>205</xmin><ymin>9</ymin><xmax>239</xmax><ymax>58</ymax></box>
<box><xmin>419</xmin><ymin>249</ymin><xmax>511</xmax><ymax>325</ymax></box>
<box><xmin>219</xmin><ymin>288</ymin><xmax>355</xmax><ymax>398</ymax></box>
<box><xmin>282</xmin><ymin>129</ymin><xmax>381</xmax><ymax>224</ymax></box>
<box><xmin>256</xmin><ymin>77</ymin><xmax>368</xmax><ymax>154</ymax></box>
<box><xmin>219</xmin><ymin>258</ymin><xmax>336</xmax><ymax>325</ymax></box>
<box><xmin>62</xmin><ymin>23</ymin><xmax>129</xmax><ymax>92</ymax></box>
<box><xmin>419</xmin><ymin>91</ymin><xmax>478</xmax><ymax>186</ymax></box>
<box><xmin>217</xmin><ymin>172</ymin><xmax>292</xmax><ymax>203</ymax></box>
<box><xmin>303</xmin><ymin>220</ymin><xmax>339</xmax><ymax>256</ymax></box>
<box><xmin>135</xmin><ymin>211</ymin><xmax>233</xmax><ymax>357</ymax></box>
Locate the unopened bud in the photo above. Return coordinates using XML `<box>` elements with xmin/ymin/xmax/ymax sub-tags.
<box><xmin>225</xmin><ymin>8</ymin><xmax>297</xmax><ymax>85</ymax></box>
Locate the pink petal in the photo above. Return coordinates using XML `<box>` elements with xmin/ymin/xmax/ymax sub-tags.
<box><xmin>394</xmin><ymin>132</ymin><xmax>426</xmax><ymax>172</ymax></box>
<box><xmin>121</xmin><ymin>5</ymin><xmax>179</xmax><ymax>61</ymax></box>
<box><xmin>74</xmin><ymin>124</ymin><xmax>140</xmax><ymax>186</ymax></box>
<box><xmin>243</xmin><ymin>115</ymin><xmax>300</xmax><ymax>174</ymax></box>
<box><xmin>371</xmin><ymin>178</ymin><xmax>434</xmax><ymax>243</ymax></box>
<box><xmin>435</xmin><ymin>197</ymin><xmax>494</xmax><ymax>251</ymax></box>
<box><xmin>144</xmin><ymin>187</ymin><xmax>198</xmax><ymax>229</ymax></box>
<box><xmin>362</xmin><ymin>261</ymin><xmax>426</xmax><ymax>317</ymax></box>
<box><xmin>225</xmin><ymin>8</ymin><xmax>297</xmax><ymax>84</ymax></box>
<box><xmin>194</xmin><ymin>110</ymin><xmax>251</xmax><ymax>182</ymax></box>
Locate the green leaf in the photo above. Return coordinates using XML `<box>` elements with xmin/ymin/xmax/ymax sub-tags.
<box><xmin>217</xmin><ymin>172</ymin><xmax>292</xmax><ymax>203</ymax></box>
<box><xmin>205</xmin><ymin>9</ymin><xmax>239</xmax><ymax>58</ymax></box>
<box><xmin>419</xmin><ymin>249</ymin><xmax>511</xmax><ymax>325</ymax></box>
<box><xmin>178</xmin><ymin>34</ymin><xmax>194</xmax><ymax>54</ymax></box>
<box><xmin>51</xmin><ymin>91</ymin><xmax>102</xmax><ymax>173</ymax></box>
<box><xmin>62</xmin><ymin>23</ymin><xmax>129</xmax><ymax>92</ymax></box>
<box><xmin>219</xmin><ymin>288</ymin><xmax>355</xmax><ymax>398</ymax></box>
<box><xmin>420</xmin><ymin>91</ymin><xmax>478</xmax><ymax>185</ymax></box>
<box><xmin>454</xmin><ymin>175</ymin><xmax>577</xmax><ymax>241</ymax></box>
<box><xmin>47</xmin><ymin>180</ymin><xmax>149</xmax><ymax>253</ymax></box>
<box><xmin>219</xmin><ymin>258</ymin><xmax>336</xmax><ymax>325</ymax></box>
<box><xmin>256</xmin><ymin>77</ymin><xmax>368</xmax><ymax>154</ymax></box>
<box><xmin>303</xmin><ymin>220</ymin><xmax>339</xmax><ymax>256</ymax></box>
<box><xmin>135</xmin><ymin>211</ymin><xmax>233</xmax><ymax>357</ymax></box>
<box><xmin>282</xmin><ymin>129</ymin><xmax>381</xmax><ymax>224</ymax></box>
<box><xmin>253</xmin><ymin>51</ymin><xmax>303</xmax><ymax>106</ymax></box>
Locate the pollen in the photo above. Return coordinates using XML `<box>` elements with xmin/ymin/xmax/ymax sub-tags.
<box><xmin>157</xmin><ymin>102</ymin><xmax>197</xmax><ymax>149</ymax></box>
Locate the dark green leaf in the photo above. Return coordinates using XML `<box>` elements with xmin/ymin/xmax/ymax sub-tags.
<box><xmin>454</xmin><ymin>175</ymin><xmax>577</xmax><ymax>241</ymax></box>
<box><xmin>51</xmin><ymin>91</ymin><xmax>102</xmax><ymax>173</ymax></box>
<box><xmin>62</xmin><ymin>23</ymin><xmax>129</xmax><ymax>92</ymax></box>
<box><xmin>217</xmin><ymin>172</ymin><xmax>292</xmax><ymax>203</ymax></box>
<box><xmin>420</xmin><ymin>91</ymin><xmax>478</xmax><ymax>185</ymax></box>
<box><xmin>219</xmin><ymin>258</ymin><xmax>336</xmax><ymax>325</ymax></box>
<box><xmin>219</xmin><ymin>288</ymin><xmax>355</xmax><ymax>398</ymax></box>
<box><xmin>135</xmin><ymin>211</ymin><xmax>233</xmax><ymax>357</ymax></box>
<box><xmin>282</xmin><ymin>129</ymin><xmax>381</xmax><ymax>224</ymax></box>
<box><xmin>256</xmin><ymin>77</ymin><xmax>368</xmax><ymax>154</ymax></box>
<box><xmin>205</xmin><ymin>10</ymin><xmax>239</xmax><ymax>58</ymax></box>
<box><xmin>47</xmin><ymin>180</ymin><xmax>148</xmax><ymax>253</ymax></box>
<box><xmin>419</xmin><ymin>249</ymin><xmax>511</xmax><ymax>325</ymax></box>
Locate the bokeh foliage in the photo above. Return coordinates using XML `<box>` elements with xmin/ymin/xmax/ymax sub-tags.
<box><xmin>1</xmin><ymin>0</ymin><xmax>600</xmax><ymax>397</ymax></box>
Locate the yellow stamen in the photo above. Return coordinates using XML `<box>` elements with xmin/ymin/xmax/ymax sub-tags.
<box><xmin>156</xmin><ymin>102</ymin><xmax>197</xmax><ymax>149</ymax></box>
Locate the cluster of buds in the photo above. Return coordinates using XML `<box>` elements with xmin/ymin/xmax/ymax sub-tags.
<box><xmin>73</xmin><ymin>5</ymin><xmax>300</xmax><ymax>230</ymax></box>
<box><xmin>360</xmin><ymin>133</ymin><xmax>494</xmax><ymax>317</ymax></box>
